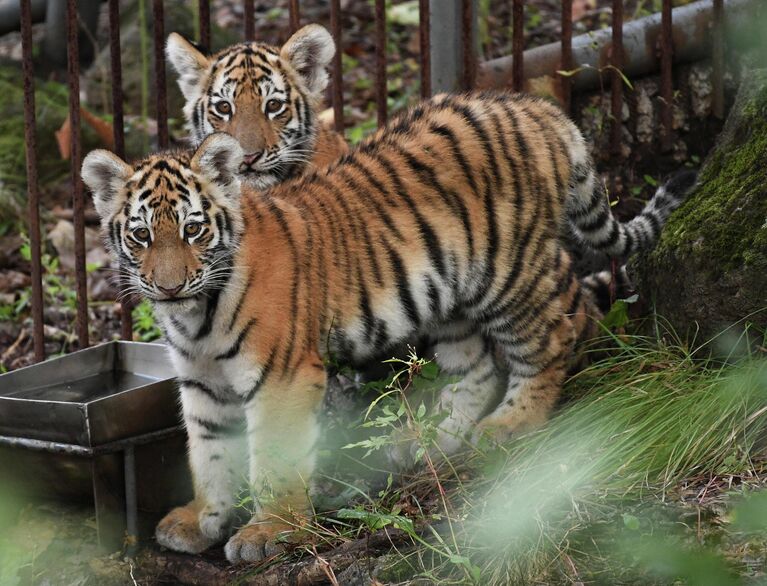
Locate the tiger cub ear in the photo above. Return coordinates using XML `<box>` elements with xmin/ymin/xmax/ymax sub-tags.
<box><xmin>191</xmin><ymin>133</ymin><xmax>244</xmax><ymax>191</ymax></box>
<box><xmin>166</xmin><ymin>32</ymin><xmax>210</xmax><ymax>101</ymax></box>
<box><xmin>281</xmin><ymin>24</ymin><xmax>335</xmax><ymax>99</ymax></box>
<box><xmin>81</xmin><ymin>150</ymin><xmax>133</xmax><ymax>220</ymax></box>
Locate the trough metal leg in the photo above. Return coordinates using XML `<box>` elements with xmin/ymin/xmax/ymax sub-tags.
<box><xmin>91</xmin><ymin>453</ymin><xmax>126</xmax><ymax>551</ymax></box>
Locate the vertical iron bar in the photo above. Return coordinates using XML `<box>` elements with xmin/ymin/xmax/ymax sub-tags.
<box><xmin>660</xmin><ymin>0</ymin><xmax>673</xmax><ymax>150</ymax></box>
<box><xmin>461</xmin><ymin>0</ymin><xmax>475</xmax><ymax>90</ymax></box>
<box><xmin>67</xmin><ymin>0</ymin><xmax>89</xmax><ymax>349</ymax></box>
<box><xmin>289</xmin><ymin>0</ymin><xmax>300</xmax><ymax>35</ymax></box>
<box><xmin>375</xmin><ymin>0</ymin><xmax>387</xmax><ymax>126</ymax></box>
<box><xmin>610</xmin><ymin>0</ymin><xmax>624</xmax><ymax>158</ymax></box>
<box><xmin>330</xmin><ymin>0</ymin><xmax>343</xmax><ymax>133</ymax></box>
<box><xmin>419</xmin><ymin>0</ymin><xmax>431</xmax><ymax>98</ymax></box>
<box><xmin>712</xmin><ymin>0</ymin><xmax>724</xmax><ymax>119</ymax></box>
<box><xmin>244</xmin><ymin>0</ymin><xmax>254</xmax><ymax>42</ymax></box>
<box><xmin>561</xmin><ymin>0</ymin><xmax>572</xmax><ymax>113</ymax></box>
<box><xmin>152</xmin><ymin>0</ymin><xmax>168</xmax><ymax>149</ymax></box>
<box><xmin>108</xmin><ymin>0</ymin><xmax>133</xmax><ymax>341</ymax></box>
<box><xmin>512</xmin><ymin>0</ymin><xmax>524</xmax><ymax>92</ymax></box>
<box><xmin>21</xmin><ymin>0</ymin><xmax>45</xmax><ymax>362</ymax></box>
<box><xmin>198</xmin><ymin>0</ymin><xmax>210</xmax><ymax>49</ymax></box>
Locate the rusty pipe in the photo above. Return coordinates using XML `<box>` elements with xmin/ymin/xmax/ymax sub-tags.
<box><xmin>477</xmin><ymin>0</ymin><xmax>756</xmax><ymax>92</ymax></box>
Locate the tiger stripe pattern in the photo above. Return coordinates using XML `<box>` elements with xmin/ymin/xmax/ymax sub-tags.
<box><xmin>166</xmin><ymin>24</ymin><xmax>348</xmax><ymax>190</ymax></box>
<box><xmin>82</xmin><ymin>91</ymin><xmax>684</xmax><ymax>563</ymax></box>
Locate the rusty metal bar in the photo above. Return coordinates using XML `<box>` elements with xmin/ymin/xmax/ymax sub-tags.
<box><xmin>198</xmin><ymin>0</ymin><xmax>210</xmax><ymax>49</ymax></box>
<box><xmin>660</xmin><ymin>0</ymin><xmax>674</xmax><ymax>151</ymax></box>
<box><xmin>289</xmin><ymin>0</ymin><xmax>300</xmax><ymax>35</ymax></box>
<box><xmin>712</xmin><ymin>0</ymin><xmax>724</xmax><ymax>118</ymax></box>
<box><xmin>419</xmin><ymin>0</ymin><xmax>431</xmax><ymax>98</ymax></box>
<box><xmin>244</xmin><ymin>0</ymin><xmax>254</xmax><ymax>42</ymax></box>
<box><xmin>375</xmin><ymin>0</ymin><xmax>387</xmax><ymax>126</ymax></box>
<box><xmin>610</xmin><ymin>0</ymin><xmax>624</xmax><ymax>158</ymax></box>
<box><xmin>152</xmin><ymin>0</ymin><xmax>168</xmax><ymax>149</ymax></box>
<box><xmin>108</xmin><ymin>0</ymin><xmax>133</xmax><ymax>341</ymax></box>
<box><xmin>560</xmin><ymin>0</ymin><xmax>572</xmax><ymax>113</ymax></box>
<box><xmin>512</xmin><ymin>0</ymin><xmax>524</xmax><ymax>91</ymax></box>
<box><xmin>330</xmin><ymin>0</ymin><xmax>343</xmax><ymax>132</ymax></box>
<box><xmin>477</xmin><ymin>0</ymin><xmax>754</xmax><ymax>93</ymax></box>
<box><xmin>461</xmin><ymin>0</ymin><xmax>475</xmax><ymax>90</ymax></box>
<box><xmin>67</xmin><ymin>0</ymin><xmax>89</xmax><ymax>349</ymax></box>
<box><xmin>20</xmin><ymin>0</ymin><xmax>45</xmax><ymax>363</ymax></box>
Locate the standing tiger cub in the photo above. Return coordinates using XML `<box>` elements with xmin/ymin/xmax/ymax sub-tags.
<box><xmin>166</xmin><ymin>24</ymin><xmax>348</xmax><ymax>190</ymax></box>
<box><xmin>82</xmin><ymin>92</ymin><xmax>684</xmax><ymax>563</ymax></box>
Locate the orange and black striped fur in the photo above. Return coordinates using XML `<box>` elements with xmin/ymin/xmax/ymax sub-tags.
<box><xmin>166</xmin><ymin>24</ymin><xmax>348</xmax><ymax>190</ymax></box>
<box><xmin>82</xmin><ymin>92</ymin><xmax>690</xmax><ymax>563</ymax></box>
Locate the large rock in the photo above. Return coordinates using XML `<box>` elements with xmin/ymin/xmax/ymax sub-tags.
<box><xmin>633</xmin><ymin>69</ymin><xmax>767</xmax><ymax>344</ymax></box>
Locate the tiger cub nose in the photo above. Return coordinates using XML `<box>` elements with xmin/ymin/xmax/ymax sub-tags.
<box><xmin>242</xmin><ymin>152</ymin><xmax>262</xmax><ymax>165</ymax></box>
<box><xmin>157</xmin><ymin>284</ymin><xmax>183</xmax><ymax>298</ymax></box>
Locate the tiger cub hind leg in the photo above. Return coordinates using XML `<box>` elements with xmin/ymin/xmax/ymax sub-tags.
<box><xmin>387</xmin><ymin>320</ymin><xmax>504</xmax><ymax>466</ymax></box>
<box><xmin>426</xmin><ymin>320</ymin><xmax>504</xmax><ymax>456</ymax></box>
<box><xmin>475</xmin><ymin>302</ymin><xmax>577</xmax><ymax>443</ymax></box>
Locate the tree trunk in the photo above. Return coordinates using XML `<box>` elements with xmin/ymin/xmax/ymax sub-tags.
<box><xmin>633</xmin><ymin>69</ymin><xmax>767</xmax><ymax>346</ymax></box>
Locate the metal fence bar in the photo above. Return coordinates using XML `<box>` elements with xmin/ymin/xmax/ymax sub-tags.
<box><xmin>375</xmin><ymin>0</ymin><xmax>387</xmax><ymax>126</ymax></box>
<box><xmin>152</xmin><ymin>0</ymin><xmax>168</xmax><ymax>149</ymax></box>
<box><xmin>561</xmin><ymin>0</ymin><xmax>572</xmax><ymax>113</ymax></box>
<box><xmin>108</xmin><ymin>0</ymin><xmax>133</xmax><ymax>341</ymax></box>
<box><xmin>419</xmin><ymin>0</ymin><xmax>431</xmax><ymax>98</ymax></box>
<box><xmin>712</xmin><ymin>0</ymin><xmax>724</xmax><ymax>118</ymax></box>
<box><xmin>461</xmin><ymin>0</ymin><xmax>475</xmax><ymax>90</ymax></box>
<box><xmin>610</xmin><ymin>0</ymin><xmax>624</xmax><ymax>158</ymax></box>
<box><xmin>67</xmin><ymin>0</ymin><xmax>89</xmax><ymax>349</ymax></box>
<box><xmin>512</xmin><ymin>0</ymin><xmax>524</xmax><ymax>91</ymax></box>
<box><xmin>330</xmin><ymin>0</ymin><xmax>344</xmax><ymax>132</ymax></box>
<box><xmin>20</xmin><ymin>0</ymin><xmax>45</xmax><ymax>362</ymax></box>
<box><xmin>660</xmin><ymin>0</ymin><xmax>674</xmax><ymax>150</ymax></box>
<box><xmin>198</xmin><ymin>0</ymin><xmax>210</xmax><ymax>49</ymax></box>
<box><xmin>244</xmin><ymin>0</ymin><xmax>254</xmax><ymax>41</ymax></box>
<box><xmin>289</xmin><ymin>0</ymin><xmax>300</xmax><ymax>34</ymax></box>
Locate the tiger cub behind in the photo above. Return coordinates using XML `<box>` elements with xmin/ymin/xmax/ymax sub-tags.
<box><xmin>166</xmin><ymin>24</ymin><xmax>348</xmax><ymax>190</ymax></box>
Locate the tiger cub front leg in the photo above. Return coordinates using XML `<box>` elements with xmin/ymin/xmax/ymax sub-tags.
<box><xmin>225</xmin><ymin>361</ymin><xmax>326</xmax><ymax>564</ymax></box>
<box><xmin>156</xmin><ymin>383</ymin><xmax>246</xmax><ymax>553</ymax></box>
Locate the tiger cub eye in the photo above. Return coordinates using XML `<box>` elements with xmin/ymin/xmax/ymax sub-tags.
<box><xmin>214</xmin><ymin>101</ymin><xmax>232</xmax><ymax>115</ymax></box>
<box><xmin>184</xmin><ymin>222</ymin><xmax>202</xmax><ymax>238</ymax></box>
<box><xmin>133</xmin><ymin>227</ymin><xmax>150</xmax><ymax>243</ymax></box>
<box><xmin>265</xmin><ymin>99</ymin><xmax>283</xmax><ymax>114</ymax></box>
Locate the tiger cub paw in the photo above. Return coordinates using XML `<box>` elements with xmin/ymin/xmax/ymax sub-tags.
<box><xmin>155</xmin><ymin>503</ymin><xmax>221</xmax><ymax>554</ymax></box>
<box><xmin>473</xmin><ymin>408</ymin><xmax>545</xmax><ymax>445</ymax></box>
<box><xmin>224</xmin><ymin>519</ymin><xmax>293</xmax><ymax>564</ymax></box>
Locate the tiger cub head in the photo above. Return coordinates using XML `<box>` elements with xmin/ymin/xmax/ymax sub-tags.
<box><xmin>81</xmin><ymin>134</ymin><xmax>244</xmax><ymax>309</ymax></box>
<box><xmin>166</xmin><ymin>25</ymin><xmax>335</xmax><ymax>190</ymax></box>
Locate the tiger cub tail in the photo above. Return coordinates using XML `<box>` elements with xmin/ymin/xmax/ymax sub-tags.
<box><xmin>580</xmin><ymin>265</ymin><xmax>633</xmax><ymax>314</ymax></box>
<box><xmin>567</xmin><ymin>159</ymin><xmax>697</xmax><ymax>258</ymax></box>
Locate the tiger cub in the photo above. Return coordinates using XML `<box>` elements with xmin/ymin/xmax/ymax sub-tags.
<box><xmin>82</xmin><ymin>92</ymin><xmax>676</xmax><ymax>562</ymax></box>
<box><xmin>166</xmin><ymin>24</ymin><xmax>348</xmax><ymax>190</ymax></box>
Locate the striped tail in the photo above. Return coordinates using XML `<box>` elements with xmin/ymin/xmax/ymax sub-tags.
<box><xmin>580</xmin><ymin>265</ymin><xmax>633</xmax><ymax>313</ymax></box>
<box><xmin>567</xmin><ymin>165</ymin><xmax>697</xmax><ymax>258</ymax></box>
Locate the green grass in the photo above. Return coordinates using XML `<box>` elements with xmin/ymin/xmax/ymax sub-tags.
<box><xmin>300</xmin><ymin>334</ymin><xmax>767</xmax><ymax>584</ymax></box>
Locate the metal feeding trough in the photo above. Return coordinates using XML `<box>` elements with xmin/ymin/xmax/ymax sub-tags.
<box><xmin>0</xmin><ymin>341</ymin><xmax>191</xmax><ymax>550</ymax></box>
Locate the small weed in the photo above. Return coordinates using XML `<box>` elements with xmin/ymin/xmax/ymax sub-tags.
<box><xmin>131</xmin><ymin>300</ymin><xmax>161</xmax><ymax>342</ymax></box>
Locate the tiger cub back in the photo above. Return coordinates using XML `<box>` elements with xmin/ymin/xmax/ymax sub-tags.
<box><xmin>166</xmin><ymin>24</ymin><xmax>348</xmax><ymax>190</ymax></box>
